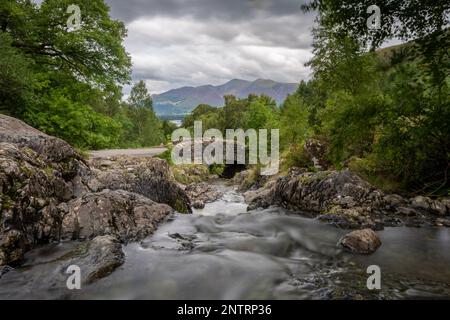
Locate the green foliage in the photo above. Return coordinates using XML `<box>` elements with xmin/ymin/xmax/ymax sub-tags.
<box><xmin>25</xmin><ymin>88</ymin><xmax>122</xmax><ymax>149</ymax></box>
<box><xmin>0</xmin><ymin>31</ymin><xmax>35</xmax><ymax>117</ymax></box>
<box><xmin>182</xmin><ymin>94</ymin><xmax>280</xmax><ymax>135</ymax></box>
<box><xmin>161</xmin><ymin>120</ymin><xmax>178</xmax><ymax>140</ymax></box>
<box><xmin>183</xmin><ymin>104</ymin><xmax>216</xmax><ymax>128</ymax></box>
<box><xmin>279</xmin><ymin>93</ymin><xmax>310</xmax><ymax>149</ymax></box>
<box><xmin>123</xmin><ymin>80</ymin><xmax>164</xmax><ymax>147</ymax></box>
<box><xmin>297</xmin><ymin>1</ymin><xmax>450</xmax><ymax>194</ymax></box>
<box><xmin>2</xmin><ymin>0</ymin><xmax>131</xmax><ymax>88</ymax></box>
<box><xmin>209</xmin><ymin>164</ymin><xmax>224</xmax><ymax>176</ymax></box>
<box><xmin>302</xmin><ymin>0</ymin><xmax>449</xmax><ymax>50</ymax></box>
<box><xmin>280</xmin><ymin>145</ymin><xmax>309</xmax><ymax>172</ymax></box>
<box><xmin>348</xmin><ymin>156</ymin><xmax>402</xmax><ymax>193</ymax></box>
<box><xmin>172</xmin><ymin>164</ymin><xmax>210</xmax><ymax>184</ymax></box>
<box><xmin>374</xmin><ymin>62</ymin><xmax>450</xmax><ymax>192</ymax></box>
<box><xmin>242</xmin><ymin>99</ymin><xmax>278</xmax><ymax>131</ymax></box>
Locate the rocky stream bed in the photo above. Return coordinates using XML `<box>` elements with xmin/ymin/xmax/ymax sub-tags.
<box><xmin>1</xmin><ymin>114</ymin><xmax>450</xmax><ymax>299</ymax></box>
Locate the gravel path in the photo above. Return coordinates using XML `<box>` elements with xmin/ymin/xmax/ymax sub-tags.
<box><xmin>89</xmin><ymin>147</ymin><xmax>167</xmax><ymax>159</ymax></box>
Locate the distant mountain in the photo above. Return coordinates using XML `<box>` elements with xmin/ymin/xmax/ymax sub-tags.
<box><xmin>153</xmin><ymin>79</ymin><xmax>298</xmax><ymax>116</ymax></box>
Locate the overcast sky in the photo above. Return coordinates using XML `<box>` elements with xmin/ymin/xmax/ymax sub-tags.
<box><xmin>104</xmin><ymin>0</ymin><xmax>316</xmax><ymax>94</ymax></box>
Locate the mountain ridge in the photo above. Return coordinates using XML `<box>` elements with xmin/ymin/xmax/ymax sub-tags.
<box><xmin>153</xmin><ymin>78</ymin><xmax>298</xmax><ymax>116</ymax></box>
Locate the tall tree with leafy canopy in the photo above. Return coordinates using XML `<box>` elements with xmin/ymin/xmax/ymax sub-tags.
<box><xmin>1</xmin><ymin>0</ymin><xmax>131</xmax><ymax>89</ymax></box>
<box><xmin>126</xmin><ymin>81</ymin><xmax>164</xmax><ymax>147</ymax></box>
<box><xmin>128</xmin><ymin>80</ymin><xmax>154</xmax><ymax>111</ymax></box>
<box><xmin>0</xmin><ymin>0</ymin><xmax>135</xmax><ymax>149</ymax></box>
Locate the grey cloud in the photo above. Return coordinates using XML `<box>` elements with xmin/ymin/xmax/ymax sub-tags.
<box><xmin>106</xmin><ymin>0</ymin><xmax>312</xmax><ymax>23</ymax></box>
<box><xmin>103</xmin><ymin>0</ymin><xmax>316</xmax><ymax>93</ymax></box>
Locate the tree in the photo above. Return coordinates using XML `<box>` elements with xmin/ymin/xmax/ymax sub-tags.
<box><xmin>0</xmin><ymin>31</ymin><xmax>34</xmax><ymax>116</ymax></box>
<box><xmin>1</xmin><ymin>0</ymin><xmax>131</xmax><ymax>90</ymax></box>
<box><xmin>0</xmin><ymin>0</ymin><xmax>133</xmax><ymax>150</ymax></box>
<box><xmin>279</xmin><ymin>94</ymin><xmax>310</xmax><ymax>149</ymax></box>
<box><xmin>128</xmin><ymin>80</ymin><xmax>154</xmax><ymax>110</ymax></box>
<box><xmin>183</xmin><ymin>104</ymin><xmax>216</xmax><ymax>128</ymax></box>
<box><xmin>242</xmin><ymin>99</ymin><xmax>278</xmax><ymax>131</ymax></box>
<box><xmin>302</xmin><ymin>0</ymin><xmax>449</xmax><ymax>49</ymax></box>
<box><xmin>125</xmin><ymin>81</ymin><xmax>163</xmax><ymax>147</ymax></box>
<box><xmin>302</xmin><ymin>1</ymin><xmax>450</xmax><ymax>88</ymax></box>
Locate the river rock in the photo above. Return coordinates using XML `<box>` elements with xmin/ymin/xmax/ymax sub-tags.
<box><xmin>90</xmin><ymin>157</ymin><xmax>192</xmax><ymax>213</ymax></box>
<box><xmin>8</xmin><ymin>235</ymin><xmax>126</xmax><ymax>290</ymax></box>
<box><xmin>435</xmin><ymin>218</ymin><xmax>450</xmax><ymax>227</ymax></box>
<box><xmin>441</xmin><ymin>198</ymin><xmax>450</xmax><ymax>215</ymax></box>
<box><xmin>0</xmin><ymin>265</ymin><xmax>13</xmax><ymax>279</ymax></box>
<box><xmin>61</xmin><ymin>189</ymin><xmax>173</xmax><ymax>242</ymax></box>
<box><xmin>396</xmin><ymin>207</ymin><xmax>419</xmax><ymax>216</ymax></box>
<box><xmin>61</xmin><ymin>235</ymin><xmax>125</xmax><ymax>284</ymax></box>
<box><xmin>410</xmin><ymin>196</ymin><xmax>447</xmax><ymax>216</ymax></box>
<box><xmin>172</xmin><ymin>164</ymin><xmax>211</xmax><ymax>185</ymax></box>
<box><xmin>383</xmin><ymin>194</ymin><xmax>408</xmax><ymax>210</ymax></box>
<box><xmin>192</xmin><ymin>200</ymin><xmax>205</xmax><ymax>209</ymax></box>
<box><xmin>245</xmin><ymin>180</ymin><xmax>277</xmax><ymax>211</ymax></box>
<box><xmin>185</xmin><ymin>182</ymin><xmax>222</xmax><ymax>205</ymax></box>
<box><xmin>338</xmin><ymin>229</ymin><xmax>381</xmax><ymax>254</ymax></box>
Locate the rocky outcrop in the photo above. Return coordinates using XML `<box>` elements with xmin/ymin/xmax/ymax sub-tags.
<box><xmin>0</xmin><ymin>115</ymin><xmax>91</xmax><ymax>266</ymax></box>
<box><xmin>0</xmin><ymin>115</ymin><xmax>183</xmax><ymax>266</ymax></box>
<box><xmin>89</xmin><ymin>157</ymin><xmax>191</xmax><ymax>213</ymax></box>
<box><xmin>245</xmin><ymin>180</ymin><xmax>277</xmax><ymax>210</ymax></box>
<box><xmin>247</xmin><ymin>168</ymin><xmax>450</xmax><ymax>229</ymax></box>
<box><xmin>338</xmin><ymin>229</ymin><xmax>382</xmax><ymax>254</ymax></box>
<box><xmin>61</xmin><ymin>190</ymin><xmax>173</xmax><ymax>242</ymax></box>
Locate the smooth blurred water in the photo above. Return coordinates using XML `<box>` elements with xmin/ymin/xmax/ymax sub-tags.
<box><xmin>1</xmin><ymin>181</ymin><xmax>450</xmax><ymax>299</ymax></box>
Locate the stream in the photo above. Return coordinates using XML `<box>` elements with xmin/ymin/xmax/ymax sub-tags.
<box><xmin>1</xmin><ymin>181</ymin><xmax>450</xmax><ymax>299</ymax></box>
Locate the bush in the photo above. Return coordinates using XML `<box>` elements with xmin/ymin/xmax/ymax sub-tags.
<box><xmin>25</xmin><ymin>89</ymin><xmax>122</xmax><ymax>150</ymax></box>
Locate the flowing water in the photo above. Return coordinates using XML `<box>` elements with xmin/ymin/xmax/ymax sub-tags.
<box><xmin>1</xmin><ymin>181</ymin><xmax>450</xmax><ymax>299</ymax></box>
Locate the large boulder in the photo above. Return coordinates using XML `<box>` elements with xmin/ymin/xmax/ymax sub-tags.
<box><xmin>89</xmin><ymin>157</ymin><xmax>192</xmax><ymax>213</ymax></box>
<box><xmin>0</xmin><ymin>115</ymin><xmax>91</xmax><ymax>266</ymax></box>
<box><xmin>61</xmin><ymin>189</ymin><xmax>173</xmax><ymax>242</ymax></box>
<box><xmin>338</xmin><ymin>229</ymin><xmax>382</xmax><ymax>254</ymax></box>
<box><xmin>248</xmin><ymin>169</ymin><xmax>384</xmax><ymax>229</ymax></box>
